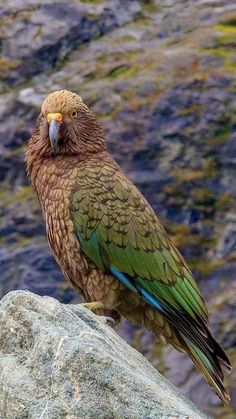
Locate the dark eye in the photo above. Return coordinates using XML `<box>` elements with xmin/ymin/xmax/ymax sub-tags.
<box><xmin>71</xmin><ymin>109</ymin><xmax>78</xmax><ymax>118</ymax></box>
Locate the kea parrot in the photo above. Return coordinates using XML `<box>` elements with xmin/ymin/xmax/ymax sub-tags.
<box><xmin>26</xmin><ymin>90</ymin><xmax>231</xmax><ymax>403</ymax></box>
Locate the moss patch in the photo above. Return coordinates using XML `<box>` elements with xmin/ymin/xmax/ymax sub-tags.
<box><xmin>107</xmin><ymin>65</ymin><xmax>140</xmax><ymax>79</ymax></box>
<box><xmin>79</xmin><ymin>0</ymin><xmax>104</xmax><ymax>3</ymax></box>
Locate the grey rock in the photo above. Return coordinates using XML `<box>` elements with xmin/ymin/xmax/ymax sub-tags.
<box><xmin>0</xmin><ymin>290</ymin><xmax>207</xmax><ymax>419</ymax></box>
<box><xmin>0</xmin><ymin>244</ymin><xmax>77</xmax><ymax>303</ymax></box>
<box><xmin>0</xmin><ymin>0</ymin><xmax>141</xmax><ymax>89</ymax></box>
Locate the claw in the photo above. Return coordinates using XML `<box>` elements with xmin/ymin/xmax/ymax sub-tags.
<box><xmin>105</xmin><ymin>316</ymin><xmax>117</xmax><ymax>328</ymax></box>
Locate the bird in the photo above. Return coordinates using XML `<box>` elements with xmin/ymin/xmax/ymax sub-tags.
<box><xmin>26</xmin><ymin>89</ymin><xmax>231</xmax><ymax>404</ymax></box>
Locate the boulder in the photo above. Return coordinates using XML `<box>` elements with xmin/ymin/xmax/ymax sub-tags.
<box><xmin>0</xmin><ymin>291</ymin><xmax>207</xmax><ymax>418</ymax></box>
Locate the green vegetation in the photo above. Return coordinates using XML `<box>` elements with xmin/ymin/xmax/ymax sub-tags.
<box><xmin>106</xmin><ymin>65</ymin><xmax>140</xmax><ymax>79</ymax></box>
<box><xmin>203</xmin><ymin>19</ymin><xmax>236</xmax><ymax>72</ymax></box>
<box><xmin>79</xmin><ymin>0</ymin><xmax>104</xmax><ymax>4</ymax></box>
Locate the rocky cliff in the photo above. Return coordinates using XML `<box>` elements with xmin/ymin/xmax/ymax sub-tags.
<box><xmin>0</xmin><ymin>291</ymin><xmax>207</xmax><ymax>419</ymax></box>
<box><xmin>0</xmin><ymin>1</ymin><xmax>235</xmax><ymax>416</ymax></box>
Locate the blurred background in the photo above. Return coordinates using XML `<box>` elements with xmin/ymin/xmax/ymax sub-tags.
<box><xmin>0</xmin><ymin>0</ymin><xmax>236</xmax><ymax>417</ymax></box>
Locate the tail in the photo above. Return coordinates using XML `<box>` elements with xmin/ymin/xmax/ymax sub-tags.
<box><xmin>112</xmin><ymin>271</ymin><xmax>232</xmax><ymax>403</ymax></box>
<box><xmin>181</xmin><ymin>332</ymin><xmax>231</xmax><ymax>404</ymax></box>
<box><xmin>141</xmin><ymin>288</ymin><xmax>232</xmax><ymax>403</ymax></box>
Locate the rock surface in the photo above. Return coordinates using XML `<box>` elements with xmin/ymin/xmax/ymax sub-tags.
<box><xmin>0</xmin><ymin>0</ymin><xmax>236</xmax><ymax>417</ymax></box>
<box><xmin>0</xmin><ymin>291</ymin><xmax>206</xmax><ymax>419</ymax></box>
<box><xmin>0</xmin><ymin>0</ymin><xmax>141</xmax><ymax>88</ymax></box>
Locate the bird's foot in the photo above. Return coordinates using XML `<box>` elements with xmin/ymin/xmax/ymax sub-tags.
<box><xmin>82</xmin><ymin>303</ymin><xmax>121</xmax><ymax>328</ymax></box>
<box><xmin>82</xmin><ymin>301</ymin><xmax>104</xmax><ymax>312</ymax></box>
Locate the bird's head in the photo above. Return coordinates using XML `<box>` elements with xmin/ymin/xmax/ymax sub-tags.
<box><xmin>32</xmin><ymin>90</ymin><xmax>106</xmax><ymax>157</ymax></box>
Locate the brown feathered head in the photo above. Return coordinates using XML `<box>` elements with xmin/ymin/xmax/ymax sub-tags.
<box><xmin>29</xmin><ymin>90</ymin><xmax>105</xmax><ymax>157</ymax></box>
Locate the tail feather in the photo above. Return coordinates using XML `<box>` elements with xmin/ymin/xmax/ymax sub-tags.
<box><xmin>212</xmin><ymin>338</ymin><xmax>232</xmax><ymax>373</ymax></box>
<box><xmin>133</xmin><ymin>283</ymin><xmax>231</xmax><ymax>403</ymax></box>
<box><xmin>182</xmin><ymin>335</ymin><xmax>231</xmax><ymax>405</ymax></box>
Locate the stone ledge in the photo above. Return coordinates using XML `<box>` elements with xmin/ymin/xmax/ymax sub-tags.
<box><xmin>0</xmin><ymin>291</ymin><xmax>207</xmax><ymax>418</ymax></box>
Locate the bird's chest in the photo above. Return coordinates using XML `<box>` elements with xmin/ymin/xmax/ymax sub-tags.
<box><xmin>35</xmin><ymin>161</ymin><xmax>88</xmax><ymax>283</ymax></box>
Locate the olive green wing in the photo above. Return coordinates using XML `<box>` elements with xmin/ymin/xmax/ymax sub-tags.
<box><xmin>70</xmin><ymin>161</ymin><xmax>208</xmax><ymax>323</ymax></box>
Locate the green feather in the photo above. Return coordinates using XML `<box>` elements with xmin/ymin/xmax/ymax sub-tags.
<box><xmin>70</xmin><ymin>160</ymin><xmax>208</xmax><ymax>325</ymax></box>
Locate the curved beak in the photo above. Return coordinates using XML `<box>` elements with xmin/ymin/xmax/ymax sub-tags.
<box><xmin>47</xmin><ymin>113</ymin><xmax>63</xmax><ymax>154</ymax></box>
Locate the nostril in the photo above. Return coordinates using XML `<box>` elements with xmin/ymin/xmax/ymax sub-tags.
<box><xmin>47</xmin><ymin>113</ymin><xmax>63</xmax><ymax>124</ymax></box>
